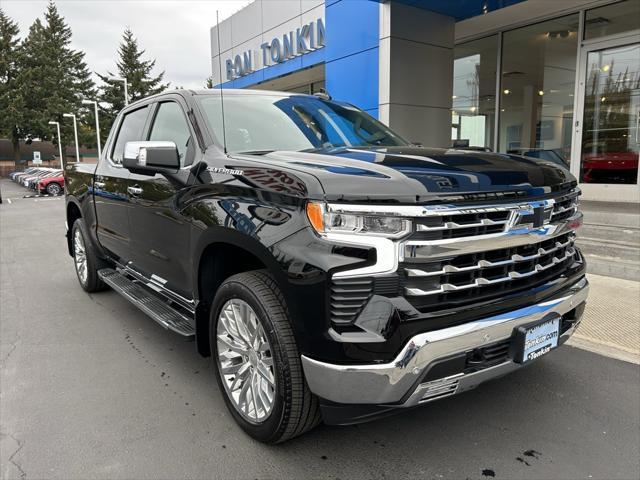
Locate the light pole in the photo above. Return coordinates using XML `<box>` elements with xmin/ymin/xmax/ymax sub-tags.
<box><xmin>82</xmin><ymin>99</ymin><xmax>102</xmax><ymax>158</ymax></box>
<box><xmin>48</xmin><ymin>121</ymin><xmax>64</xmax><ymax>169</ymax></box>
<box><xmin>62</xmin><ymin>113</ymin><xmax>80</xmax><ymax>163</ymax></box>
<box><xmin>107</xmin><ymin>76</ymin><xmax>129</xmax><ymax>106</ymax></box>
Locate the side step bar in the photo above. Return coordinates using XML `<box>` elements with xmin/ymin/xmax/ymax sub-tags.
<box><xmin>98</xmin><ymin>268</ymin><xmax>195</xmax><ymax>338</ymax></box>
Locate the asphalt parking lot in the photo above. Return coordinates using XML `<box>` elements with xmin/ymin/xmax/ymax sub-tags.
<box><xmin>1</xmin><ymin>178</ymin><xmax>639</xmax><ymax>480</ymax></box>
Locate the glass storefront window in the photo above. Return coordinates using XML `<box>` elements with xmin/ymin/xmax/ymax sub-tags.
<box><xmin>585</xmin><ymin>0</ymin><xmax>640</xmax><ymax>40</ymax></box>
<box><xmin>498</xmin><ymin>14</ymin><xmax>578</xmax><ymax>164</ymax></box>
<box><xmin>580</xmin><ymin>43</ymin><xmax>640</xmax><ymax>184</ymax></box>
<box><xmin>452</xmin><ymin>35</ymin><xmax>498</xmax><ymax>150</ymax></box>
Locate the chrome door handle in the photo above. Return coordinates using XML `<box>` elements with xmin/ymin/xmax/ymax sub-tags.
<box><xmin>127</xmin><ymin>186</ymin><xmax>143</xmax><ymax>196</ymax></box>
<box><xmin>94</xmin><ymin>181</ymin><xmax>106</xmax><ymax>188</ymax></box>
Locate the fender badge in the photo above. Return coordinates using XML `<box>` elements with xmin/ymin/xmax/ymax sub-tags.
<box><xmin>206</xmin><ymin>167</ymin><xmax>244</xmax><ymax>176</ymax></box>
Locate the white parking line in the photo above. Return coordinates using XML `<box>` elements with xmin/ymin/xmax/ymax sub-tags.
<box><xmin>6</xmin><ymin>198</ymin><xmax>11</xmax><ymax>204</ymax></box>
<box><xmin>34</xmin><ymin>197</ymin><xmax>62</xmax><ymax>202</ymax></box>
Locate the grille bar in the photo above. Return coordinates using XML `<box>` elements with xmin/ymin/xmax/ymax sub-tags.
<box><xmin>416</xmin><ymin>217</ymin><xmax>510</xmax><ymax>232</ymax></box>
<box><xmin>405</xmin><ymin>237</ymin><xmax>574</xmax><ymax>278</ymax></box>
<box><xmin>551</xmin><ymin>193</ymin><xmax>579</xmax><ymax>222</ymax></box>
<box><xmin>405</xmin><ymin>245</ymin><xmax>576</xmax><ymax>297</ymax></box>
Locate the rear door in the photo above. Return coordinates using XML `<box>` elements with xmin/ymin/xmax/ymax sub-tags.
<box><xmin>127</xmin><ymin>98</ymin><xmax>196</xmax><ymax>298</ymax></box>
<box><xmin>94</xmin><ymin>105</ymin><xmax>150</xmax><ymax>262</ymax></box>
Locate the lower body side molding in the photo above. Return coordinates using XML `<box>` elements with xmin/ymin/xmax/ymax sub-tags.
<box><xmin>98</xmin><ymin>268</ymin><xmax>195</xmax><ymax>338</ymax></box>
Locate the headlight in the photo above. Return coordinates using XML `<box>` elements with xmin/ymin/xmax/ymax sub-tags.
<box><xmin>306</xmin><ymin>202</ymin><xmax>411</xmax><ymax>238</ymax></box>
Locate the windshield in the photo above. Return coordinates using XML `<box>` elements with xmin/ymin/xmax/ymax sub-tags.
<box><xmin>197</xmin><ymin>93</ymin><xmax>408</xmax><ymax>154</ymax></box>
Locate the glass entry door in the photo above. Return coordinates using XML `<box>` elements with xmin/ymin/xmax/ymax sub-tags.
<box><xmin>573</xmin><ymin>40</ymin><xmax>640</xmax><ymax>201</ymax></box>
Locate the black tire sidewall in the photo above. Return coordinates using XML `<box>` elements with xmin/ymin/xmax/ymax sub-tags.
<box><xmin>210</xmin><ymin>277</ymin><xmax>290</xmax><ymax>443</ymax></box>
<box><xmin>71</xmin><ymin>220</ymin><xmax>103</xmax><ymax>292</ymax></box>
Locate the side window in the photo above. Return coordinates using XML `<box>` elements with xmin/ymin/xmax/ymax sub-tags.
<box><xmin>149</xmin><ymin>102</ymin><xmax>193</xmax><ymax>165</ymax></box>
<box><xmin>111</xmin><ymin>106</ymin><xmax>149</xmax><ymax>165</ymax></box>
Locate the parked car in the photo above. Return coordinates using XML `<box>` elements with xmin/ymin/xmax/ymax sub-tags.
<box><xmin>22</xmin><ymin>169</ymin><xmax>56</xmax><ymax>188</ymax></box>
<box><xmin>64</xmin><ymin>89</ymin><xmax>588</xmax><ymax>443</ymax></box>
<box><xmin>37</xmin><ymin>173</ymin><xmax>64</xmax><ymax>195</ymax></box>
<box><xmin>27</xmin><ymin>170</ymin><xmax>62</xmax><ymax>191</ymax></box>
<box><xmin>8</xmin><ymin>167</ymin><xmax>63</xmax><ymax>194</ymax></box>
<box><xmin>9</xmin><ymin>167</ymin><xmax>40</xmax><ymax>183</ymax></box>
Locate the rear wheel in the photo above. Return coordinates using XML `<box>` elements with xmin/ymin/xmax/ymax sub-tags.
<box><xmin>71</xmin><ymin>220</ymin><xmax>108</xmax><ymax>293</ymax></box>
<box><xmin>211</xmin><ymin>270</ymin><xmax>321</xmax><ymax>443</ymax></box>
<box><xmin>46</xmin><ymin>182</ymin><xmax>62</xmax><ymax>195</ymax></box>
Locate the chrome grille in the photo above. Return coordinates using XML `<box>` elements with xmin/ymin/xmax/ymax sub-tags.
<box><xmin>551</xmin><ymin>192</ymin><xmax>579</xmax><ymax>222</ymax></box>
<box><xmin>418</xmin><ymin>375</ymin><xmax>461</xmax><ymax>403</ymax></box>
<box><xmin>414</xmin><ymin>210</ymin><xmax>511</xmax><ymax>240</ymax></box>
<box><xmin>400</xmin><ymin>232</ymin><xmax>579</xmax><ymax>310</ymax></box>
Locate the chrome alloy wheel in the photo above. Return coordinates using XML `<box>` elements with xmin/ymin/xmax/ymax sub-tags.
<box><xmin>216</xmin><ymin>299</ymin><xmax>276</xmax><ymax>424</ymax></box>
<box><xmin>73</xmin><ymin>228</ymin><xmax>88</xmax><ymax>285</ymax></box>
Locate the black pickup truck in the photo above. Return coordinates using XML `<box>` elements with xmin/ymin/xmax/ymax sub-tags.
<box><xmin>64</xmin><ymin>89</ymin><xmax>588</xmax><ymax>443</ymax></box>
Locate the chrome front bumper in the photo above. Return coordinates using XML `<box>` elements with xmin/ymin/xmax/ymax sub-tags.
<box><xmin>301</xmin><ymin>277</ymin><xmax>589</xmax><ymax>406</ymax></box>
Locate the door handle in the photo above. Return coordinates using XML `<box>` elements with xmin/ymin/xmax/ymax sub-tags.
<box><xmin>127</xmin><ymin>186</ymin><xmax>143</xmax><ymax>196</ymax></box>
<box><xmin>94</xmin><ymin>181</ymin><xmax>106</xmax><ymax>188</ymax></box>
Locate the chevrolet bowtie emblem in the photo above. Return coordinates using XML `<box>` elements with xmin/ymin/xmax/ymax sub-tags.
<box><xmin>512</xmin><ymin>203</ymin><xmax>552</xmax><ymax>230</ymax></box>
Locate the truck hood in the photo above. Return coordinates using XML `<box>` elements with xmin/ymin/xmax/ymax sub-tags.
<box><xmin>230</xmin><ymin>146</ymin><xmax>576</xmax><ymax>203</ymax></box>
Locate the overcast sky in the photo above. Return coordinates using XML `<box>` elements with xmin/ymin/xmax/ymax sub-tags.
<box><xmin>1</xmin><ymin>0</ymin><xmax>252</xmax><ymax>89</ymax></box>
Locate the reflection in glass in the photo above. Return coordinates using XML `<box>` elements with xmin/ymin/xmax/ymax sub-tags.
<box><xmin>198</xmin><ymin>94</ymin><xmax>407</xmax><ymax>153</ymax></box>
<box><xmin>580</xmin><ymin>43</ymin><xmax>640</xmax><ymax>184</ymax></box>
<box><xmin>452</xmin><ymin>35</ymin><xmax>498</xmax><ymax>150</ymax></box>
<box><xmin>499</xmin><ymin>14</ymin><xmax>578</xmax><ymax>164</ymax></box>
<box><xmin>585</xmin><ymin>0</ymin><xmax>640</xmax><ymax>40</ymax></box>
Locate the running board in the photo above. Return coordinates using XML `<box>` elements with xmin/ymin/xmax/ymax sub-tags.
<box><xmin>98</xmin><ymin>268</ymin><xmax>195</xmax><ymax>338</ymax></box>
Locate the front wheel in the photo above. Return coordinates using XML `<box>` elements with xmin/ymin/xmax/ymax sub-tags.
<box><xmin>71</xmin><ymin>220</ymin><xmax>108</xmax><ymax>293</ymax></box>
<box><xmin>211</xmin><ymin>270</ymin><xmax>320</xmax><ymax>443</ymax></box>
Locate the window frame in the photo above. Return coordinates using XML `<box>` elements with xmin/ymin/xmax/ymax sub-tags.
<box><xmin>145</xmin><ymin>99</ymin><xmax>197</xmax><ymax>168</ymax></box>
<box><xmin>107</xmin><ymin>104</ymin><xmax>152</xmax><ymax>168</ymax></box>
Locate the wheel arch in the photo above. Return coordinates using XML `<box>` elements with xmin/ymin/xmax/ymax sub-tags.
<box><xmin>66</xmin><ymin>199</ymin><xmax>83</xmax><ymax>256</ymax></box>
<box><xmin>193</xmin><ymin>229</ymin><xmax>293</xmax><ymax>358</ymax></box>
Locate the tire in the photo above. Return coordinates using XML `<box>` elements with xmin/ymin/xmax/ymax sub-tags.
<box><xmin>46</xmin><ymin>182</ymin><xmax>62</xmax><ymax>196</ymax></box>
<box><xmin>71</xmin><ymin>220</ymin><xmax>109</xmax><ymax>293</ymax></box>
<box><xmin>210</xmin><ymin>270</ymin><xmax>321</xmax><ymax>443</ymax></box>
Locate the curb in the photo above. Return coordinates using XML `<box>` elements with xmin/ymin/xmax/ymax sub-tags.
<box><xmin>567</xmin><ymin>334</ymin><xmax>640</xmax><ymax>365</ymax></box>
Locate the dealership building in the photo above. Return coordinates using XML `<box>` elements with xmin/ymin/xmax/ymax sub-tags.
<box><xmin>211</xmin><ymin>0</ymin><xmax>640</xmax><ymax>203</ymax></box>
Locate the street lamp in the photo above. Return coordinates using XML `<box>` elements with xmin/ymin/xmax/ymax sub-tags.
<box><xmin>82</xmin><ymin>99</ymin><xmax>101</xmax><ymax>158</ymax></box>
<box><xmin>107</xmin><ymin>76</ymin><xmax>129</xmax><ymax>106</ymax></box>
<box><xmin>62</xmin><ymin>113</ymin><xmax>80</xmax><ymax>163</ymax></box>
<box><xmin>48</xmin><ymin>121</ymin><xmax>64</xmax><ymax>168</ymax></box>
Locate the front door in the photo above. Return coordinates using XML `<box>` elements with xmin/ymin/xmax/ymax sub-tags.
<box><xmin>94</xmin><ymin>105</ymin><xmax>150</xmax><ymax>261</ymax></box>
<box><xmin>572</xmin><ymin>39</ymin><xmax>640</xmax><ymax>202</ymax></box>
<box><xmin>127</xmin><ymin>99</ymin><xmax>196</xmax><ymax>299</ymax></box>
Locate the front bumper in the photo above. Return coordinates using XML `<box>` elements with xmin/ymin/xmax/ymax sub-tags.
<box><xmin>302</xmin><ymin>276</ymin><xmax>588</xmax><ymax>409</ymax></box>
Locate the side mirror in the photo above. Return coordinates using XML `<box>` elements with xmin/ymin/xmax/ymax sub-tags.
<box><xmin>123</xmin><ymin>141</ymin><xmax>180</xmax><ymax>175</ymax></box>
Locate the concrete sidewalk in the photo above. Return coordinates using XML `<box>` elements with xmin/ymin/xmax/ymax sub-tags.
<box><xmin>568</xmin><ymin>273</ymin><xmax>640</xmax><ymax>363</ymax></box>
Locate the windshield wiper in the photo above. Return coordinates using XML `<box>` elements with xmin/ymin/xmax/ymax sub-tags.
<box><xmin>237</xmin><ymin>150</ymin><xmax>275</xmax><ymax>156</ymax></box>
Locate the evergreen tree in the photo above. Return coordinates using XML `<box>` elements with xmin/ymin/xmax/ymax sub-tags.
<box><xmin>0</xmin><ymin>9</ymin><xmax>24</xmax><ymax>162</ymax></box>
<box><xmin>205</xmin><ymin>76</ymin><xmax>214</xmax><ymax>89</ymax></box>
<box><xmin>98</xmin><ymin>28</ymin><xmax>169</xmax><ymax>143</ymax></box>
<box><xmin>15</xmin><ymin>1</ymin><xmax>95</xmax><ymax>163</ymax></box>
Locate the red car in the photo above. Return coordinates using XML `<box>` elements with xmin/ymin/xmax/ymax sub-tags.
<box><xmin>37</xmin><ymin>175</ymin><xmax>65</xmax><ymax>195</ymax></box>
<box><xmin>581</xmin><ymin>151</ymin><xmax>639</xmax><ymax>184</ymax></box>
